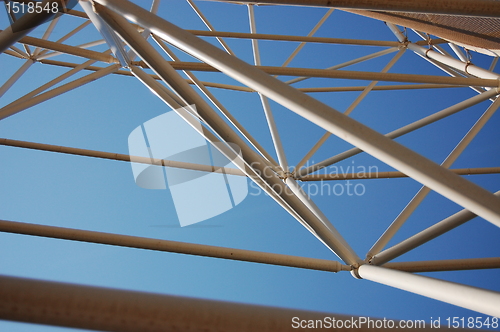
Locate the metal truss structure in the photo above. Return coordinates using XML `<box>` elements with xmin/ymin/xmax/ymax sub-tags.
<box><xmin>1</xmin><ymin>0</ymin><xmax>500</xmax><ymax>330</ymax></box>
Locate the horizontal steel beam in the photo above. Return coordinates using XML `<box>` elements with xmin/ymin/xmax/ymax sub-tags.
<box><xmin>299</xmin><ymin>84</ymin><xmax>459</xmax><ymax>92</ymax></box>
<box><xmin>37</xmin><ymin>59</ymin><xmax>255</xmax><ymax>91</ymax></box>
<box><xmin>0</xmin><ymin>138</ymin><xmax>246</xmax><ymax>176</ymax></box>
<box><xmin>130</xmin><ymin>60</ymin><xmax>499</xmax><ymax>87</ymax></box>
<box><xmin>0</xmin><ymin>219</ymin><xmax>349</xmax><ymax>272</ymax></box>
<box><xmin>383</xmin><ymin>258</ymin><xmax>500</xmax><ymax>273</ymax></box>
<box><xmin>207</xmin><ymin>0</ymin><xmax>500</xmax><ymax>18</ymax></box>
<box><xmin>299</xmin><ymin>167</ymin><xmax>500</xmax><ymax>181</ymax></box>
<box><xmin>0</xmin><ymin>274</ymin><xmax>367</xmax><ymax>332</ymax></box>
<box><xmin>185</xmin><ymin>30</ymin><xmax>400</xmax><ymax>47</ymax></box>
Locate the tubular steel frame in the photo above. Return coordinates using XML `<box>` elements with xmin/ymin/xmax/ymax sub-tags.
<box><xmin>1</xmin><ymin>0</ymin><xmax>500</xmax><ymax>330</ymax></box>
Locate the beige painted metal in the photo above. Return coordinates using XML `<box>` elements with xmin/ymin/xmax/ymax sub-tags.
<box><xmin>96</xmin><ymin>3</ymin><xmax>361</xmax><ymax>265</ymax></box>
<box><xmin>208</xmin><ymin>0</ymin><xmax>500</xmax><ymax>18</ymax></box>
<box><xmin>357</xmin><ymin>265</ymin><xmax>500</xmax><ymax>317</ymax></box>
<box><xmin>3</xmin><ymin>137</ymin><xmax>497</xmax><ymax>181</ymax></box>
<box><xmin>0</xmin><ymin>138</ymin><xmax>246</xmax><ymax>176</ymax></box>
<box><xmin>383</xmin><ymin>258</ymin><xmax>500</xmax><ymax>273</ymax></box>
<box><xmin>186</xmin><ymin>29</ymin><xmax>400</xmax><ymax>47</ymax></box>
<box><xmin>370</xmin><ymin>191</ymin><xmax>500</xmax><ymax>265</ymax></box>
<box><xmin>298</xmin><ymin>84</ymin><xmax>460</xmax><ymax>92</ymax></box>
<box><xmin>95</xmin><ymin>0</ymin><xmax>500</xmax><ymax>230</ymax></box>
<box><xmin>35</xmin><ymin>59</ymin><xmax>256</xmax><ymax>91</ymax></box>
<box><xmin>23</xmin><ymin>57</ymin><xmax>465</xmax><ymax>93</ymax></box>
<box><xmin>0</xmin><ymin>0</ymin><xmax>59</xmax><ymax>53</ymax></box>
<box><xmin>0</xmin><ymin>64</ymin><xmax>120</xmax><ymax>120</ymax></box>
<box><xmin>294</xmin><ymin>50</ymin><xmax>404</xmax><ymax>171</ymax></box>
<box><xmin>0</xmin><ymin>219</ymin><xmax>348</xmax><ymax>272</ymax></box>
<box><xmin>297</xmin><ymin>88</ymin><xmax>499</xmax><ymax>178</ymax></box>
<box><xmin>367</xmin><ymin>97</ymin><xmax>500</xmax><ymax>260</ymax></box>
<box><xmin>131</xmin><ymin>60</ymin><xmax>499</xmax><ymax>86</ymax></box>
<box><xmin>8</xmin><ymin>58</ymin><xmax>102</xmax><ymax>108</ymax></box>
<box><xmin>152</xmin><ymin>36</ymin><xmax>279</xmax><ymax>166</ymax></box>
<box><xmin>299</xmin><ymin>167</ymin><xmax>500</xmax><ymax>181</ymax></box>
<box><xmin>4</xmin><ymin>32</ymin><xmax>118</xmax><ymax>63</ymax></box>
<box><xmin>0</xmin><ymin>275</ymin><xmax>375</xmax><ymax>332</ymax></box>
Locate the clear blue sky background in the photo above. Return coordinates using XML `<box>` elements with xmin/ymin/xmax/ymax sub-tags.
<box><xmin>1</xmin><ymin>1</ymin><xmax>500</xmax><ymax>331</ymax></box>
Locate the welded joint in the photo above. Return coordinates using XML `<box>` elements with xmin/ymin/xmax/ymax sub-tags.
<box><xmin>351</xmin><ymin>266</ymin><xmax>363</xmax><ymax>279</ymax></box>
<box><xmin>464</xmin><ymin>62</ymin><xmax>474</xmax><ymax>76</ymax></box>
<box><xmin>279</xmin><ymin>171</ymin><xmax>293</xmax><ymax>180</ymax></box>
<box><xmin>397</xmin><ymin>41</ymin><xmax>408</xmax><ymax>51</ymax></box>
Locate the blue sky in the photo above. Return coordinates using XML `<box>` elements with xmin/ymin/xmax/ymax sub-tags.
<box><xmin>1</xmin><ymin>1</ymin><xmax>500</xmax><ymax>330</ymax></box>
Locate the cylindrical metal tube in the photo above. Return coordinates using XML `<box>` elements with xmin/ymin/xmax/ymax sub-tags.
<box><xmin>357</xmin><ymin>265</ymin><xmax>500</xmax><ymax>317</ymax></box>
<box><xmin>0</xmin><ymin>219</ymin><xmax>347</xmax><ymax>272</ymax></box>
<box><xmin>95</xmin><ymin>3</ymin><xmax>360</xmax><ymax>265</ymax></box>
<box><xmin>0</xmin><ymin>274</ymin><xmax>358</xmax><ymax>332</ymax></box>
<box><xmin>94</xmin><ymin>0</ymin><xmax>500</xmax><ymax>233</ymax></box>
<box><xmin>383</xmin><ymin>257</ymin><xmax>500</xmax><ymax>272</ymax></box>
<box><xmin>371</xmin><ymin>191</ymin><xmax>500</xmax><ymax>265</ymax></box>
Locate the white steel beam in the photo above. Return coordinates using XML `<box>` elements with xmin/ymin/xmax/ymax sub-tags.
<box><xmin>81</xmin><ymin>0</ymin><xmax>130</xmax><ymax>66</ymax></box>
<box><xmin>300</xmin><ymin>167</ymin><xmax>500</xmax><ymax>181</ymax></box>
<box><xmin>95</xmin><ymin>3</ymin><xmax>360</xmax><ymax>265</ymax></box>
<box><xmin>356</xmin><ymin>265</ymin><xmax>500</xmax><ymax>317</ymax></box>
<box><xmin>387</xmin><ymin>23</ymin><xmax>500</xmax><ymax>81</ymax></box>
<box><xmin>94</xmin><ymin>0</ymin><xmax>500</xmax><ymax>228</ymax></box>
